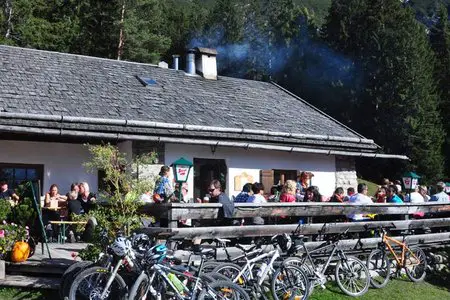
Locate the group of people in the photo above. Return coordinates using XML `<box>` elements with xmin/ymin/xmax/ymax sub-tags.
<box><xmin>43</xmin><ymin>182</ymin><xmax>96</xmax><ymax>219</ymax></box>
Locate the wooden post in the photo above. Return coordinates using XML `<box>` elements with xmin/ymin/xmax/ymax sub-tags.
<box><xmin>0</xmin><ymin>260</ymin><xmax>5</xmax><ymax>280</ymax></box>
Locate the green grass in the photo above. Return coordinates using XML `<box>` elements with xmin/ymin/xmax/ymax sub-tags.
<box><xmin>310</xmin><ymin>278</ymin><xmax>449</xmax><ymax>300</ymax></box>
<box><xmin>357</xmin><ymin>178</ymin><xmax>380</xmax><ymax>197</ymax></box>
<box><xmin>0</xmin><ymin>288</ymin><xmax>58</xmax><ymax>300</ymax></box>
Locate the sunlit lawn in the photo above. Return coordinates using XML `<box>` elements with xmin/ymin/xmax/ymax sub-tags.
<box><xmin>311</xmin><ymin>277</ymin><xmax>449</xmax><ymax>300</ymax></box>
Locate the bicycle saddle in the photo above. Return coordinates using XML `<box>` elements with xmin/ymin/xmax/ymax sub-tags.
<box><xmin>235</xmin><ymin>243</ymin><xmax>257</xmax><ymax>252</ymax></box>
<box><xmin>214</xmin><ymin>238</ymin><xmax>231</xmax><ymax>244</ymax></box>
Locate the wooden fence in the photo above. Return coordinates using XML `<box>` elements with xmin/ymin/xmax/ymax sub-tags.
<box><xmin>140</xmin><ymin>202</ymin><xmax>450</xmax><ymax>244</ymax></box>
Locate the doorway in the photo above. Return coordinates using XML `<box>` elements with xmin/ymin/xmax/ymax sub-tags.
<box><xmin>193</xmin><ymin>158</ymin><xmax>227</xmax><ymax>198</ymax></box>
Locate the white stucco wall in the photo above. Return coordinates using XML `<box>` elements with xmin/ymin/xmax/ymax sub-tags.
<box><xmin>0</xmin><ymin>140</ymin><xmax>97</xmax><ymax>195</ymax></box>
<box><xmin>165</xmin><ymin>143</ymin><xmax>336</xmax><ymax>200</ymax></box>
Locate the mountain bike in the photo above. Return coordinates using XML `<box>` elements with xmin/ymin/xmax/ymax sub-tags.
<box><xmin>285</xmin><ymin>227</ymin><xmax>370</xmax><ymax>297</ymax></box>
<box><xmin>128</xmin><ymin>244</ymin><xmax>250</xmax><ymax>300</ymax></box>
<box><xmin>212</xmin><ymin>236</ymin><xmax>310</xmax><ymax>300</ymax></box>
<box><xmin>365</xmin><ymin>224</ymin><xmax>427</xmax><ymax>288</ymax></box>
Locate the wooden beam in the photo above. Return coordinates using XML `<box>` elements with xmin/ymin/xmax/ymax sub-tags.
<box><xmin>158</xmin><ymin>218</ymin><xmax>450</xmax><ymax>239</ymax></box>
<box><xmin>139</xmin><ymin>202</ymin><xmax>450</xmax><ymax>220</ymax></box>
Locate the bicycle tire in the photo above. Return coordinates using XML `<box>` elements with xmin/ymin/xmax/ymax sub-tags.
<box><xmin>271</xmin><ymin>264</ymin><xmax>309</xmax><ymax>300</ymax></box>
<box><xmin>405</xmin><ymin>246</ymin><xmax>427</xmax><ymax>282</ymax></box>
<box><xmin>59</xmin><ymin>260</ymin><xmax>94</xmax><ymax>299</ymax></box>
<box><xmin>202</xmin><ymin>261</ymin><xmax>221</xmax><ymax>274</ymax></box>
<box><xmin>68</xmin><ymin>266</ymin><xmax>128</xmax><ymax>300</ymax></box>
<box><xmin>128</xmin><ymin>272</ymin><xmax>150</xmax><ymax>300</ymax></box>
<box><xmin>212</xmin><ymin>263</ymin><xmax>247</xmax><ymax>286</ymax></box>
<box><xmin>283</xmin><ymin>256</ymin><xmax>315</xmax><ymax>294</ymax></box>
<box><xmin>198</xmin><ymin>280</ymin><xmax>251</xmax><ymax>300</ymax></box>
<box><xmin>335</xmin><ymin>257</ymin><xmax>370</xmax><ymax>297</ymax></box>
<box><xmin>206</xmin><ymin>272</ymin><xmax>233</xmax><ymax>281</ymax></box>
<box><xmin>367</xmin><ymin>249</ymin><xmax>390</xmax><ymax>289</ymax></box>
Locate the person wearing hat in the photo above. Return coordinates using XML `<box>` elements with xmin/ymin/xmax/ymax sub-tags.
<box><xmin>153</xmin><ymin>166</ymin><xmax>174</xmax><ymax>203</ymax></box>
<box><xmin>0</xmin><ymin>180</ymin><xmax>19</xmax><ymax>202</ymax></box>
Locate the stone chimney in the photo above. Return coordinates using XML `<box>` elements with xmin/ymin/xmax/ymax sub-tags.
<box><xmin>194</xmin><ymin>47</ymin><xmax>218</xmax><ymax>80</ymax></box>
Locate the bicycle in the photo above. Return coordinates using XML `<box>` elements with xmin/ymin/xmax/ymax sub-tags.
<box><xmin>365</xmin><ymin>224</ymin><xmax>427</xmax><ymax>288</ymax></box>
<box><xmin>129</xmin><ymin>243</ymin><xmax>250</xmax><ymax>300</ymax></box>
<box><xmin>285</xmin><ymin>226</ymin><xmax>370</xmax><ymax>297</ymax></box>
<box><xmin>212</xmin><ymin>236</ymin><xmax>310</xmax><ymax>300</ymax></box>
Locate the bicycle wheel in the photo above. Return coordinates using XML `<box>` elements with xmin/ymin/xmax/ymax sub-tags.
<box><xmin>271</xmin><ymin>264</ymin><xmax>309</xmax><ymax>300</ymax></box>
<box><xmin>202</xmin><ymin>261</ymin><xmax>221</xmax><ymax>274</ymax></box>
<box><xmin>59</xmin><ymin>260</ymin><xmax>94</xmax><ymax>299</ymax></box>
<box><xmin>213</xmin><ymin>263</ymin><xmax>247</xmax><ymax>286</ymax></box>
<box><xmin>405</xmin><ymin>246</ymin><xmax>427</xmax><ymax>282</ymax></box>
<box><xmin>68</xmin><ymin>266</ymin><xmax>128</xmax><ymax>300</ymax></box>
<box><xmin>128</xmin><ymin>272</ymin><xmax>150</xmax><ymax>300</ymax></box>
<box><xmin>335</xmin><ymin>257</ymin><xmax>370</xmax><ymax>297</ymax></box>
<box><xmin>198</xmin><ymin>280</ymin><xmax>251</xmax><ymax>300</ymax></box>
<box><xmin>206</xmin><ymin>272</ymin><xmax>234</xmax><ymax>281</ymax></box>
<box><xmin>367</xmin><ymin>249</ymin><xmax>390</xmax><ymax>288</ymax></box>
<box><xmin>283</xmin><ymin>256</ymin><xmax>315</xmax><ymax>294</ymax></box>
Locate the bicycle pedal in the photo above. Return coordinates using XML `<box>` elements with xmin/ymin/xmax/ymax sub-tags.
<box><xmin>320</xmin><ymin>284</ymin><xmax>326</xmax><ymax>290</ymax></box>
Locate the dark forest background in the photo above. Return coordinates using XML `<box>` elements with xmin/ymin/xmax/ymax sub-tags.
<box><xmin>0</xmin><ymin>0</ymin><xmax>449</xmax><ymax>184</ymax></box>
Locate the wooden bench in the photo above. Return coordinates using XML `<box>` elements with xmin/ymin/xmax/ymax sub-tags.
<box><xmin>49</xmin><ymin>221</ymin><xmax>87</xmax><ymax>244</ymax></box>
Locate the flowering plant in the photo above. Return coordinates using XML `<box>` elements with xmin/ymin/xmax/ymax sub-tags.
<box><xmin>0</xmin><ymin>221</ymin><xmax>29</xmax><ymax>260</ymax></box>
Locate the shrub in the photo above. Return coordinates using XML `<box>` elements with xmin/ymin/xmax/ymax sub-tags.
<box><xmin>77</xmin><ymin>144</ymin><xmax>156</xmax><ymax>260</ymax></box>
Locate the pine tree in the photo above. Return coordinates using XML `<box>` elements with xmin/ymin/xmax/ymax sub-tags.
<box><xmin>430</xmin><ymin>4</ymin><xmax>450</xmax><ymax>176</ymax></box>
<box><xmin>324</xmin><ymin>0</ymin><xmax>444</xmax><ymax>183</ymax></box>
<box><xmin>121</xmin><ymin>0</ymin><xmax>171</xmax><ymax>63</ymax></box>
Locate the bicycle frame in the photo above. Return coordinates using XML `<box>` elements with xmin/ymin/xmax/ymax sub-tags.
<box><xmin>232</xmin><ymin>249</ymin><xmax>280</xmax><ymax>286</ymax></box>
<box><xmin>146</xmin><ymin>255</ymin><xmax>208</xmax><ymax>300</ymax></box>
<box><xmin>381</xmin><ymin>230</ymin><xmax>420</xmax><ymax>268</ymax></box>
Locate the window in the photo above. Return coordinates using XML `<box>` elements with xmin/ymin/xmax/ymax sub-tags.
<box><xmin>0</xmin><ymin>163</ymin><xmax>44</xmax><ymax>191</ymax></box>
<box><xmin>136</xmin><ymin>76</ymin><xmax>157</xmax><ymax>86</ymax></box>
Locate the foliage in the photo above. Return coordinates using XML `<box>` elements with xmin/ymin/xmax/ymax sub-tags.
<box><xmin>0</xmin><ymin>222</ymin><xmax>28</xmax><ymax>260</ymax></box>
<box><xmin>0</xmin><ymin>0</ymin><xmax>450</xmax><ymax>181</ymax></box>
<box><xmin>324</xmin><ymin>0</ymin><xmax>444</xmax><ymax>183</ymax></box>
<box><xmin>78</xmin><ymin>144</ymin><xmax>156</xmax><ymax>260</ymax></box>
<box><xmin>430</xmin><ymin>3</ymin><xmax>450</xmax><ymax>176</ymax></box>
<box><xmin>0</xmin><ymin>201</ymin><xmax>11</xmax><ymax>222</ymax></box>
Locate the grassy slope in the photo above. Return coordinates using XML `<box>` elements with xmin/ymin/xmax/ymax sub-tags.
<box><xmin>311</xmin><ymin>278</ymin><xmax>449</xmax><ymax>300</ymax></box>
<box><xmin>357</xmin><ymin>178</ymin><xmax>380</xmax><ymax>196</ymax></box>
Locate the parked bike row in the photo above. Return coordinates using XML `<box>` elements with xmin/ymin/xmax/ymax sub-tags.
<box><xmin>60</xmin><ymin>223</ymin><xmax>427</xmax><ymax>300</ymax></box>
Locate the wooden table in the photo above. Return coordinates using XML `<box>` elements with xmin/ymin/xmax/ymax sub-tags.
<box><xmin>49</xmin><ymin>221</ymin><xmax>87</xmax><ymax>244</ymax></box>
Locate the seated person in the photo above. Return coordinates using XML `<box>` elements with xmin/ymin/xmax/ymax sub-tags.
<box><xmin>66</xmin><ymin>182</ymin><xmax>80</xmax><ymax>199</ymax></box>
<box><xmin>77</xmin><ymin>182</ymin><xmax>96</xmax><ymax>214</ymax></box>
<box><xmin>0</xmin><ymin>180</ymin><xmax>19</xmax><ymax>202</ymax></box>
<box><xmin>67</xmin><ymin>191</ymin><xmax>97</xmax><ymax>242</ymax></box>
<box><xmin>430</xmin><ymin>182</ymin><xmax>450</xmax><ymax>203</ymax></box>
<box><xmin>386</xmin><ymin>185</ymin><xmax>403</xmax><ymax>203</ymax></box>
<box><xmin>330</xmin><ymin>187</ymin><xmax>345</xmax><ymax>202</ymax></box>
<box><xmin>247</xmin><ymin>182</ymin><xmax>266</xmax><ymax>225</ymax></box>
<box><xmin>45</xmin><ymin>184</ymin><xmax>67</xmax><ymax>207</ymax></box>
<box><xmin>347</xmin><ymin>183</ymin><xmax>373</xmax><ymax>221</ymax></box>
<box><xmin>235</xmin><ymin>183</ymin><xmax>253</xmax><ymax>203</ymax></box>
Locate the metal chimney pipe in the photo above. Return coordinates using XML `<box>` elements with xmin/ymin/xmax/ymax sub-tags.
<box><xmin>186</xmin><ymin>50</ymin><xmax>196</xmax><ymax>75</ymax></box>
<box><xmin>172</xmin><ymin>54</ymin><xmax>180</xmax><ymax>70</ymax></box>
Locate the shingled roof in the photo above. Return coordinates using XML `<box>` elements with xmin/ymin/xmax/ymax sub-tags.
<box><xmin>0</xmin><ymin>45</ymin><xmax>391</xmax><ymax>156</ymax></box>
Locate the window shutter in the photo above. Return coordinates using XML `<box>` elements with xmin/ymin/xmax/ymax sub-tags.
<box><xmin>260</xmin><ymin>170</ymin><xmax>274</xmax><ymax>194</ymax></box>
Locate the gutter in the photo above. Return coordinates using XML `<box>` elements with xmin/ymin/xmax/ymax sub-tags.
<box><xmin>0</xmin><ymin>124</ymin><xmax>409</xmax><ymax>160</ymax></box>
<box><xmin>0</xmin><ymin>112</ymin><xmax>376</xmax><ymax>145</ymax></box>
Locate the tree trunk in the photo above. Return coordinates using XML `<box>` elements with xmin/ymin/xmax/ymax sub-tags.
<box><xmin>117</xmin><ymin>1</ymin><xmax>126</xmax><ymax>60</ymax></box>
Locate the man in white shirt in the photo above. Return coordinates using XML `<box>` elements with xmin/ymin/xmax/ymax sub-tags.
<box><xmin>347</xmin><ymin>183</ymin><xmax>373</xmax><ymax>221</ymax></box>
<box><xmin>430</xmin><ymin>182</ymin><xmax>450</xmax><ymax>203</ymax></box>
<box><xmin>407</xmin><ymin>186</ymin><xmax>426</xmax><ymax>203</ymax></box>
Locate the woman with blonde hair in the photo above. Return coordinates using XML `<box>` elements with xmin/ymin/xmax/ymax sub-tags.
<box><xmin>280</xmin><ymin>180</ymin><xmax>297</xmax><ymax>202</ymax></box>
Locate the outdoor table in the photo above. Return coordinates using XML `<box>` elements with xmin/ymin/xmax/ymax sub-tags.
<box><xmin>49</xmin><ymin>221</ymin><xmax>87</xmax><ymax>244</ymax></box>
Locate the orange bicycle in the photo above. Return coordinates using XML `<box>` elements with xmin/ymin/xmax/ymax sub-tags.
<box><xmin>366</xmin><ymin>224</ymin><xmax>427</xmax><ymax>288</ymax></box>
